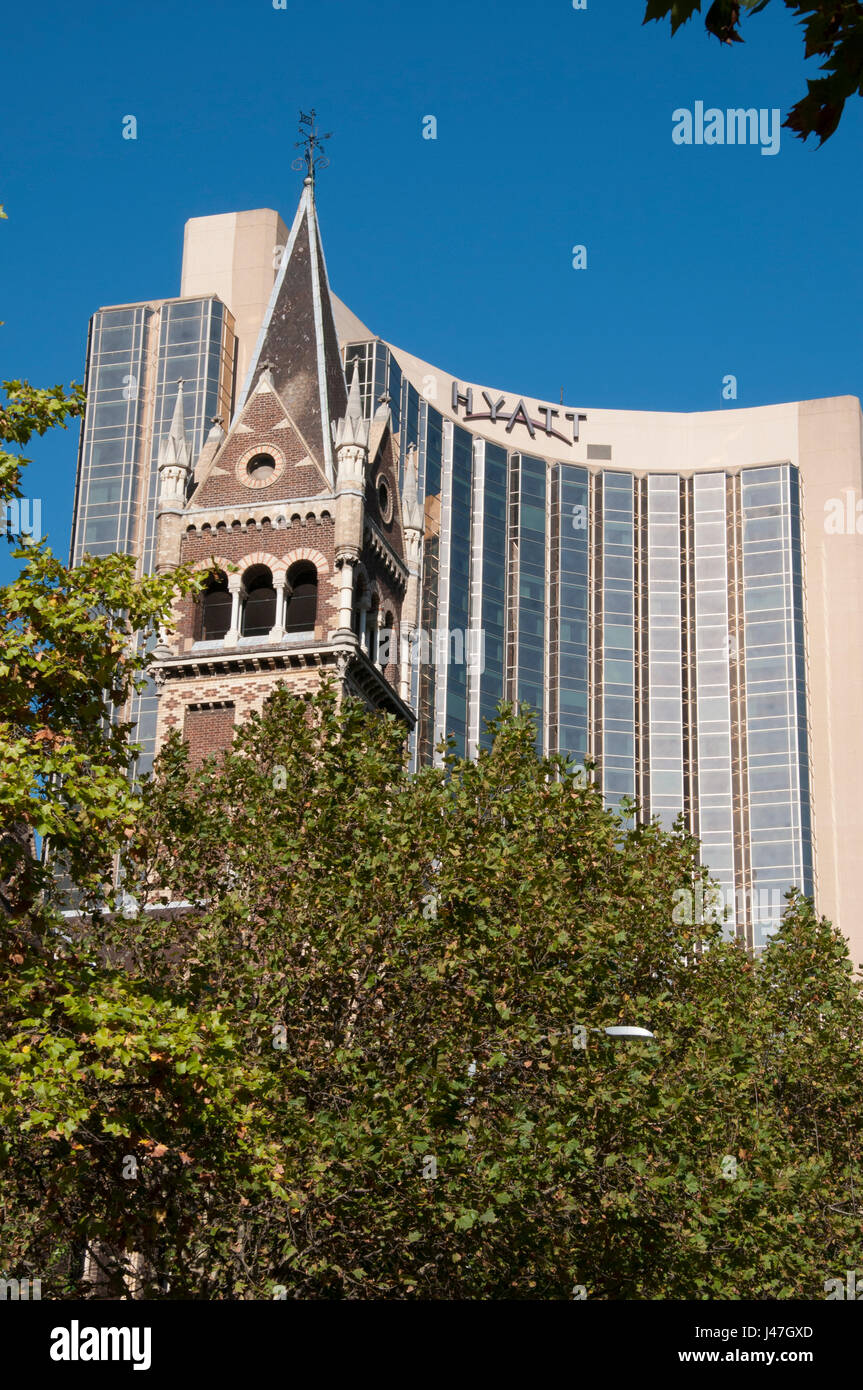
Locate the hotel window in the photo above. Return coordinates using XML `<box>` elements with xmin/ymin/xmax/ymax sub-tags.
<box><xmin>436</xmin><ymin>425</ymin><xmax>473</xmax><ymax>757</ymax></box>
<box><xmin>740</xmin><ymin>464</ymin><xmax>813</xmax><ymax>947</ymax></box>
<box><xmin>552</xmin><ymin>465</ymin><xmax>589</xmax><ymax>767</ymax></box>
<box><xmin>647</xmin><ymin>475</ymin><xmax>684</xmax><ymax>829</ymax></box>
<box><xmin>693</xmin><ymin>473</ymin><xmax>736</xmax><ymax>930</ymax></box>
<box><xmin>477</xmin><ymin>442</ymin><xmax>509</xmax><ymax>750</ymax></box>
<box><xmin>417</xmin><ymin>406</ymin><xmax>443</xmax><ymax>766</ymax></box>
<box><xmin>513</xmin><ymin>454</ymin><xmax>547</xmax><ymax>752</ymax></box>
<box><xmin>601</xmin><ymin>471</ymin><xmax>635</xmax><ymax>812</ymax></box>
<box><xmin>73</xmin><ymin>305</ymin><xmax>148</xmax><ymax>562</ymax></box>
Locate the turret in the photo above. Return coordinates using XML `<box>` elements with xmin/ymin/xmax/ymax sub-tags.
<box><xmin>400</xmin><ymin>443</ymin><xmax>424</xmax><ymax>700</ymax></box>
<box><xmin>331</xmin><ymin>364</ymin><xmax>370</xmax><ymax>638</ymax></box>
<box><xmin>155</xmin><ymin>382</ymin><xmax>192</xmax><ymax>575</ymax></box>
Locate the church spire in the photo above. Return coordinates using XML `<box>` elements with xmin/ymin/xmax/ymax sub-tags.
<box><xmin>237</xmin><ymin>119</ymin><xmax>346</xmax><ymax>486</ymax></box>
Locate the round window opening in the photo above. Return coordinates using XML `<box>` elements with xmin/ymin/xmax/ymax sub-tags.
<box><xmin>377</xmin><ymin>478</ymin><xmax>390</xmax><ymax>518</ymax></box>
<box><xmin>247</xmin><ymin>453</ymin><xmax>276</xmax><ymax>482</ymax></box>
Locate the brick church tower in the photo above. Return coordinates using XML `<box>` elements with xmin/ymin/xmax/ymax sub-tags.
<box><xmin>151</xmin><ymin>175</ymin><xmax>421</xmax><ymax>767</ymax></box>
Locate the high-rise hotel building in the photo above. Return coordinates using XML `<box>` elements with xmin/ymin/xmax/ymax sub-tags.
<box><xmin>71</xmin><ymin>212</ymin><xmax>286</xmax><ymax>769</ymax></box>
<box><xmin>70</xmin><ymin>182</ymin><xmax>863</xmax><ymax>959</ymax></box>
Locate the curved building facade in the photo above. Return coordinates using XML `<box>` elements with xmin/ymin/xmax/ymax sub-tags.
<box><xmin>72</xmin><ymin>189</ymin><xmax>863</xmax><ymax>958</ymax></box>
<box><xmin>336</xmin><ymin>316</ymin><xmax>862</xmax><ymax>953</ymax></box>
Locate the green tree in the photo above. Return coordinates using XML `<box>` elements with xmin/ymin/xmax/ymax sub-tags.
<box><xmin>79</xmin><ymin>683</ymin><xmax>862</xmax><ymax>1299</ymax></box>
<box><xmin>0</xmin><ymin>374</ymin><xmax>286</xmax><ymax>1298</ymax></box>
<box><xmin>0</xmin><ymin>375</ymin><xmax>192</xmax><ymax>913</ymax></box>
<box><xmin>4</xmin><ymin>373</ymin><xmax>861</xmax><ymax>1298</ymax></box>
<box><xmin>644</xmin><ymin>1</ymin><xmax>863</xmax><ymax>144</ymax></box>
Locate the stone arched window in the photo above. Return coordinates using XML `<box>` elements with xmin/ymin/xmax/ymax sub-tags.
<box><xmin>195</xmin><ymin>572</ymin><xmax>231</xmax><ymax>641</ymax></box>
<box><xmin>367</xmin><ymin>593</ymin><xmax>380</xmax><ymax>661</ymax></box>
<box><xmin>241</xmin><ymin>565</ymin><xmax>277</xmax><ymax>638</ymax></box>
<box><xmin>352</xmin><ymin>575</ymin><xmax>368</xmax><ymax>639</ymax></box>
<box><xmin>285</xmin><ymin>562</ymin><xmax>317</xmax><ymax>634</ymax></box>
<box><xmin>380</xmin><ymin>609</ymin><xmax>396</xmax><ymax>666</ymax></box>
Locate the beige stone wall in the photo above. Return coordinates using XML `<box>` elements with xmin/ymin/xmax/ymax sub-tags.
<box><xmin>797</xmin><ymin>397</ymin><xmax>863</xmax><ymax>964</ymax></box>
<box><xmin>180</xmin><ymin>209</ymin><xmax>288</xmax><ymax>394</ymax></box>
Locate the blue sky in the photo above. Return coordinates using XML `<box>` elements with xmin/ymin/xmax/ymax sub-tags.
<box><xmin>2</xmin><ymin>0</ymin><xmax>862</xmax><ymax>583</ymax></box>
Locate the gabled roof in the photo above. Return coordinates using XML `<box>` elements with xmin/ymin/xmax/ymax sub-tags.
<box><xmin>236</xmin><ymin>179</ymin><xmax>347</xmax><ymax>486</ymax></box>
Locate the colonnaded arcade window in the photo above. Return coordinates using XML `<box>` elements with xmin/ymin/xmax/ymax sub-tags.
<box><xmin>196</xmin><ymin>572</ymin><xmax>232</xmax><ymax>641</ymax></box>
<box><xmin>368</xmin><ymin>594</ymin><xmax>380</xmax><ymax>660</ymax></box>
<box><xmin>381</xmin><ymin>609</ymin><xmax>395</xmax><ymax>665</ymax></box>
<box><xmin>353</xmin><ymin>575</ymin><xmax>367</xmax><ymax>638</ymax></box>
<box><xmin>285</xmin><ymin>562</ymin><xmax>317</xmax><ymax>633</ymax></box>
<box><xmin>241</xmin><ymin>565</ymin><xmax>277</xmax><ymax>637</ymax></box>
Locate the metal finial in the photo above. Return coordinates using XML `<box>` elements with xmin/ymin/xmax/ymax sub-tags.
<box><xmin>291</xmin><ymin>109</ymin><xmax>332</xmax><ymax>183</ymax></box>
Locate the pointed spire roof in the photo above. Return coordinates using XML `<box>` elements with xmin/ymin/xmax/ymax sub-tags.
<box><xmin>346</xmin><ymin>359</ymin><xmax>364</xmax><ymax>423</ymax></box>
<box><xmin>157</xmin><ymin>380</ymin><xmax>191</xmax><ymax>473</ymax></box>
<box><xmin>402</xmin><ymin>442</ymin><xmax>423</xmax><ymax>532</ymax></box>
<box><xmin>237</xmin><ymin>179</ymin><xmax>348</xmax><ymax>485</ymax></box>
<box><xmin>333</xmin><ymin>361</ymin><xmax>371</xmax><ymax>455</ymax></box>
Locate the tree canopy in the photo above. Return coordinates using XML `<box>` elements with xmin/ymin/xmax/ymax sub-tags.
<box><xmin>644</xmin><ymin>1</ymin><xmax>863</xmax><ymax>144</ymax></box>
<box><xmin>0</xmin><ymin>376</ymin><xmax>271</xmax><ymax>1299</ymax></box>
<box><xmin>2</xmin><ymin>370</ymin><xmax>862</xmax><ymax>1300</ymax></box>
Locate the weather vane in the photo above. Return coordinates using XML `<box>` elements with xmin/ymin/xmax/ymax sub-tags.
<box><xmin>292</xmin><ymin>109</ymin><xmax>332</xmax><ymax>183</ymax></box>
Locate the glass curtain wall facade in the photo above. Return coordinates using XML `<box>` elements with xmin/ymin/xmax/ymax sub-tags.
<box><xmin>550</xmin><ymin>465</ymin><xmax>590</xmax><ymax>766</ymax></box>
<box><xmin>344</xmin><ymin>340</ymin><xmax>402</xmax><ymax>433</ymax></box>
<box><xmin>740</xmin><ymin>465</ymin><xmax>813</xmax><ymax>944</ymax></box>
<box><xmin>72</xmin><ymin>297</ymin><xmax>235</xmax><ymax>774</ymax></box>
<box><xmin>434</xmin><ymin>425</ymin><xmax>473</xmax><ymax>756</ymax></box>
<box><xmin>470</xmin><ymin>441</ymin><xmax>508</xmax><ymax>754</ymax></box>
<box><xmin>693</xmin><ymin>473</ymin><xmax>737</xmax><ymax>925</ymax></box>
<box><xmin>601</xmin><ymin>471</ymin><xmax>636</xmax><ymax>813</ymax></box>
<box><xmin>70</xmin><ymin>306</ymin><xmax>150</xmax><ymax>559</ymax></box>
<box><xmin>509</xmin><ymin>454</ymin><xmax>548</xmax><ymax>755</ymax></box>
<box><xmin>647</xmin><ymin>475</ymin><xmax>685</xmax><ymax>828</ymax></box>
<box><xmin>341</xmin><ymin>338</ymin><xmax>813</xmax><ymax>949</ymax></box>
